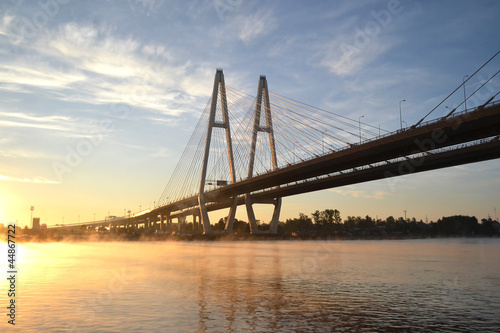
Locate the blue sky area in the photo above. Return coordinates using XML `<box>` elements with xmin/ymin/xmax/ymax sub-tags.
<box><xmin>1</xmin><ymin>0</ymin><xmax>499</xmax><ymax>226</ymax></box>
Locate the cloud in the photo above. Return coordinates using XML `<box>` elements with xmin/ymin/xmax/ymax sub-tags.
<box><xmin>0</xmin><ymin>19</ymin><xmax>210</xmax><ymax>117</ymax></box>
<box><xmin>0</xmin><ymin>173</ymin><xmax>60</xmax><ymax>184</ymax></box>
<box><xmin>314</xmin><ymin>1</ymin><xmax>409</xmax><ymax>77</ymax></box>
<box><xmin>236</xmin><ymin>10</ymin><xmax>277</xmax><ymax>43</ymax></box>
<box><xmin>145</xmin><ymin>116</ymin><xmax>182</xmax><ymax>127</ymax></box>
<box><xmin>0</xmin><ymin>111</ymin><xmax>72</xmax><ymax>123</ymax></box>
<box><xmin>0</xmin><ymin>111</ymin><xmax>78</xmax><ymax>133</ymax></box>
<box><xmin>128</xmin><ymin>0</ymin><xmax>165</xmax><ymax>15</ymax></box>
<box><xmin>150</xmin><ymin>147</ymin><xmax>172</xmax><ymax>158</ymax></box>
<box><xmin>0</xmin><ymin>62</ymin><xmax>86</xmax><ymax>88</ymax></box>
<box><xmin>0</xmin><ymin>148</ymin><xmax>56</xmax><ymax>159</ymax></box>
<box><xmin>328</xmin><ymin>187</ymin><xmax>388</xmax><ymax>200</ymax></box>
<box><xmin>0</xmin><ymin>13</ymin><xmax>14</xmax><ymax>35</ymax></box>
<box><xmin>320</xmin><ymin>35</ymin><xmax>395</xmax><ymax>76</ymax></box>
<box><xmin>0</xmin><ymin>110</ymin><xmax>119</xmax><ymax>145</ymax></box>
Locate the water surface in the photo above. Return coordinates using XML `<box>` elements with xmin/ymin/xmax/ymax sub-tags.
<box><xmin>5</xmin><ymin>238</ymin><xmax>500</xmax><ymax>332</ymax></box>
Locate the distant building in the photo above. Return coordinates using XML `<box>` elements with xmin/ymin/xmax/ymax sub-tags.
<box><xmin>32</xmin><ymin>217</ymin><xmax>40</xmax><ymax>230</ymax></box>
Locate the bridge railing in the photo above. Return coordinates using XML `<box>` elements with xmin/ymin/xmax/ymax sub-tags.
<box><xmin>410</xmin><ymin>99</ymin><xmax>500</xmax><ymax>130</ymax></box>
<box><xmin>356</xmin><ymin>99</ymin><xmax>500</xmax><ymax>146</ymax></box>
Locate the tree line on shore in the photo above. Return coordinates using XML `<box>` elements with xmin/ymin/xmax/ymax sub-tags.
<box><xmin>208</xmin><ymin>209</ymin><xmax>500</xmax><ymax>238</ymax></box>
<box><xmin>2</xmin><ymin>209</ymin><xmax>499</xmax><ymax>238</ymax></box>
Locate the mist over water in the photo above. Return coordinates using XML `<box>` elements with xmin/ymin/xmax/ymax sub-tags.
<box><xmin>10</xmin><ymin>239</ymin><xmax>500</xmax><ymax>332</ymax></box>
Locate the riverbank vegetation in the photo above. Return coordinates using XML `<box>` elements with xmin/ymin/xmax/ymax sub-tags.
<box><xmin>210</xmin><ymin>210</ymin><xmax>500</xmax><ymax>238</ymax></box>
<box><xmin>2</xmin><ymin>209</ymin><xmax>499</xmax><ymax>241</ymax></box>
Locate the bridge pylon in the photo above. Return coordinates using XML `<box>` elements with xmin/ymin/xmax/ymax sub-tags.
<box><xmin>198</xmin><ymin>69</ymin><xmax>238</xmax><ymax>235</ymax></box>
<box><xmin>246</xmin><ymin>75</ymin><xmax>282</xmax><ymax>234</ymax></box>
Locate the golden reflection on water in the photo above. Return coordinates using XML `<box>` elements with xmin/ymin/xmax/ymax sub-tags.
<box><xmin>4</xmin><ymin>239</ymin><xmax>500</xmax><ymax>332</ymax></box>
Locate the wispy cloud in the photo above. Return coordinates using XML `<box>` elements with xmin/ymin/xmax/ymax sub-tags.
<box><xmin>0</xmin><ymin>19</ymin><xmax>209</xmax><ymax>116</ymax></box>
<box><xmin>328</xmin><ymin>187</ymin><xmax>388</xmax><ymax>200</ymax></box>
<box><xmin>0</xmin><ymin>111</ymin><xmax>72</xmax><ymax>123</ymax></box>
<box><xmin>128</xmin><ymin>0</ymin><xmax>165</xmax><ymax>16</ymax></box>
<box><xmin>0</xmin><ymin>62</ymin><xmax>86</xmax><ymax>88</ymax></box>
<box><xmin>320</xmin><ymin>34</ymin><xmax>396</xmax><ymax>76</ymax></box>
<box><xmin>0</xmin><ymin>173</ymin><xmax>60</xmax><ymax>184</ymax></box>
<box><xmin>313</xmin><ymin>1</ymin><xmax>409</xmax><ymax>77</ymax></box>
<box><xmin>0</xmin><ymin>111</ymin><xmax>79</xmax><ymax>133</ymax></box>
<box><xmin>237</xmin><ymin>10</ymin><xmax>277</xmax><ymax>43</ymax></box>
<box><xmin>0</xmin><ymin>147</ymin><xmax>56</xmax><ymax>159</ymax></box>
<box><xmin>0</xmin><ymin>13</ymin><xmax>14</xmax><ymax>36</ymax></box>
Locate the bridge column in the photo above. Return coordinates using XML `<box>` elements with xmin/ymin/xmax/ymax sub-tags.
<box><xmin>245</xmin><ymin>74</ymin><xmax>282</xmax><ymax>235</ymax></box>
<box><xmin>245</xmin><ymin>196</ymin><xmax>281</xmax><ymax>234</ymax></box>
<box><xmin>198</xmin><ymin>69</ymin><xmax>238</xmax><ymax>235</ymax></box>
<box><xmin>193</xmin><ymin>214</ymin><xmax>203</xmax><ymax>234</ymax></box>
<box><xmin>152</xmin><ymin>217</ymin><xmax>157</xmax><ymax>231</ymax></box>
<box><xmin>224</xmin><ymin>197</ymin><xmax>238</xmax><ymax>234</ymax></box>
<box><xmin>166</xmin><ymin>212</ymin><xmax>171</xmax><ymax>234</ymax></box>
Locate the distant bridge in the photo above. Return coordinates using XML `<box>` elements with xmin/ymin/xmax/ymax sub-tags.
<box><xmin>54</xmin><ymin>63</ymin><xmax>500</xmax><ymax>235</ymax></box>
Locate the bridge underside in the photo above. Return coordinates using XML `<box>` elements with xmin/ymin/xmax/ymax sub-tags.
<box><xmin>158</xmin><ymin>136</ymin><xmax>500</xmax><ymax>221</ymax></box>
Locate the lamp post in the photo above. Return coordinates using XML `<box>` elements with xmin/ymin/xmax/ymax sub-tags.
<box><xmin>358</xmin><ymin>115</ymin><xmax>364</xmax><ymax>143</ymax></box>
<box><xmin>463</xmin><ymin>75</ymin><xmax>469</xmax><ymax>111</ymax></box>
<box><xmin>321</xmin><ymin>131</ymin><xmax>324</xmax><ymax>154</ymax></box>
<box><xmin>399</xmin><ymin>99</ymin><xmax>406</xmax><ymax>130</ymax></box>
<box><xmin>321</xmin><ymin>130</ymin><xmax>328</xmax><ymax>154</ymax></box>
<box><xmin>30</xmin><ymin>206</ymin><xmax>34</xmax><ymax>229</ymax></box>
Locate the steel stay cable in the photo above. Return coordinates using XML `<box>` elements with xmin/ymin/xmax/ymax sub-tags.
<box><xmin>414</xmin><ymin>48</ymin><xmax>500</xmax><ymax>127</ymax></box>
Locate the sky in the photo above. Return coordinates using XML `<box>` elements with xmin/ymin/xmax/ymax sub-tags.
<box><xmin>1</xmin><ymin>0</ymin><xmax>499</xmax><ymax>227</ymax></box>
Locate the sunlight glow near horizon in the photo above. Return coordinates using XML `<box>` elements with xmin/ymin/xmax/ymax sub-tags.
<box><xmin>1</xmin><ymin>0</ymin><xmax>499</xmax><ymax>226</ymax></box>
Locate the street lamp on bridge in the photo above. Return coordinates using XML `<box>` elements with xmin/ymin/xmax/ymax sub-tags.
<box><xmin>321</xmin><ymin>130</ymin><xmax>329</xmax><ymax>154</ymax></box>
<box><xmin>463</xmin><ymin>74</ymin><xmax>469</xmax><ymax>111</ymax></box>
<box><xmin>358</xmin><ymin>115</ymin><xmax>364</xmax><ymax>143</ymax></box>
<box><xmin>399</xmin><ymin>99</ymin><xmax>406</xmax><ymax>130</ymax></box>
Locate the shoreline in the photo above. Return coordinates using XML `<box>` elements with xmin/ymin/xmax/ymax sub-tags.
<box><xmin>5</xmin><ymin>232</ymin><xmax>500</xmax><ymax>243</ymax></box>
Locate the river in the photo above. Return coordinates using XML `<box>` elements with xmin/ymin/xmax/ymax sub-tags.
<box><xmin>4</xmin><ymin>238</ymin><xmax>500</xmax><ymax>332</ymax></box>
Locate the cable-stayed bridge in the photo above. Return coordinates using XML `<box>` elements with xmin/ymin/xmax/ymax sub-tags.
<box><xmin>56</xmin><ymin>62</ymin><xmax>500</xmax><ymax>235</ymax></box>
